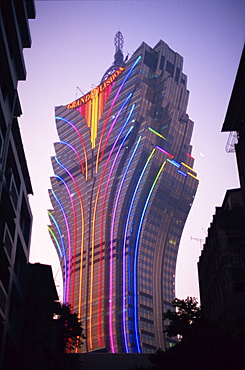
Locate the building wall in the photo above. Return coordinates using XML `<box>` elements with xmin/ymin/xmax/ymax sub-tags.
<box><xmin>198</xmin><ymin>189</ymin><xmax>245</xmax><ymax>340</ymax></box>
<box><xmin>0</xmin><ymin>1</ymin><xmax>35</xmax><ymax>368</ymax></box>
<box><xmin>48</xmin><ymin>39</ymin><xmax>198</xmax><ymax>353</ymax></box>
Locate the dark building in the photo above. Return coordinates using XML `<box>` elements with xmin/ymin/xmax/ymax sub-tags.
<box><xmin>198</xmin><ymin>189</ymin><xmax>245</xmax><ymax>341</ymax></box>
<box><xmin>21</xmin><ymin>263</ymin><xmax>60</xmax><ymax>370</ymax></box>
<box><xmin>198</xmin><ymin>45</ymin><xmax>245</xmax><ymax>343</ymax></box>
<box><xmin>0</xmin><ymin>1</ymin><xmax>35</xmax><ymax>368</ymax></box>
<box><xmin>222</xmin><ymin>45</ymin><xmax>245</xmax><ymax>210</ymax></box>
<box><xmin>48</xmin><ymin>33</ymin><xmax>198</xmax><ymax>353</ymax></box>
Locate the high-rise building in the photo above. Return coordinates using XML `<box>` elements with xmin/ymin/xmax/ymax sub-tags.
<box><xmin>48</xmin><ymin>33</ymin><xmax>198</xmax><ymax>353</ymax></box>
<box><xmin>0</xmin><ymin>1</ymin><xmax>35</xmax><ymax>368</ymax></box>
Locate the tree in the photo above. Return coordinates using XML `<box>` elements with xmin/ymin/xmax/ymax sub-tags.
<box><xmin>58</xmin><ymin>304</ymin><xmax>85</xmax><ymax>352</ymax></box>
<box><xmin>163</xmin><ymin>296</ymin><xmax>201</xmax><ymax>340</ymax></box>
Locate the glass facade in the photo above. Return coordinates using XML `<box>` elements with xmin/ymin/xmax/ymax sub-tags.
<box><xmin>48</xmin><ymin>39</ymin><xmax>198</xmax><ymax>353</ymax></box>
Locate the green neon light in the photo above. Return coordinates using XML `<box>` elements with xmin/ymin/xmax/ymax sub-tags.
<box><xmin>148</xmin><ymin>127</ymin><xmax>166</xmax><ymax>140</ymax></box>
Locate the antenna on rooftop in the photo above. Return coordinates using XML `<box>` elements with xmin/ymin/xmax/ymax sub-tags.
<box><xmin>114</xmin><ymin>31</ymin><xmax>124</xmax><ymax>53</ymax></box>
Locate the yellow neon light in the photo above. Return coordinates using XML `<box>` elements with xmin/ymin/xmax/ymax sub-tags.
<box><xmin>187</xmin><ymin>171</ymin><xmax>199</xmax><ymax>180</ymax></box>
<box><xmin>181</xmin><ymin>162</ymin><xmax>197</xmax><ymax>174</ymax></box>
<box><xmin>67</xmin><ymin>67</ymin><xmax>124</xmax><ymax>150</ymax></box>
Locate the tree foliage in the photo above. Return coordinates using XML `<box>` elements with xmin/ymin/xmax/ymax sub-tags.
<box><xmin>163</xmin><ymin>297</ymin><xmax>201</xmax><ymax>339</ymax></box>
<box><xmin>58</xmin><ymin>304</ymin><xmax>85</xmax><ymax>352</ymax></box>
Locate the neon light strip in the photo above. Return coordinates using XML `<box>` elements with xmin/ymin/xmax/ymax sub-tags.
<box><xmin>187</xmin><ymin>171</ymin><xmax>199</xmax><ymax>180</ymax></box>
<box><xmin>178</xmin><ymin>169</ymin><xmax>188</xmax><ymax>177</ymax></box>
<box><xmin>156</xmin><ymin>145</ymin><xmax>174</xmax><ymax>158</ymax></box>
<box><xmin>54</xmin><ymin>157</ymin><xmax>85</xmax><ymax>319</ymax></box>
<box><xmin>100</xmin><ymin>92</ymin><xmax>133</xmax><ymax>162</ymax></box>
<box><xmin>122</xmin><ymin>149</ymin><xmax>155</xmax><ymax>352</ymax></box>
<box><xmin>97</xmin><ymin>104</ymin><xmax>136</xmax><ymax>348</ymax></box>
<box><xmin>117</xmin><ymin>136</ymin><xmax>142</xmax><ymax>353</ymax></box>
<box><xmin>148</xmin><ymin>127</ymin><xmax>166</xmax><ymax>140</ymax></box>
<box><xmin>59</xmin><ymin>141</ymin><xmax>85</xmax><ymax>175</ymax></box>
<box><xmin>51</xmin><ymin>189</ymin><xmax>71</xmax><ymax>303</ymax></box>
<box><xmin>48</xmin><ymin>210</ymin><xmax>67</xmax><ymax>303</ymax></box>
<box><xmin>186</xmin><ymin>152</ymin><xmax>194</xmax><ymax>160</ymax></box>
<box><xmin>96</xmin><ymin>55</ymin><xmax>142</xmax><ymax>172</ymax></box>
<box><xmin>54</xmin><ymin>173</ymin><xmax>77</xmax><ymax>306</ymax></box>
<box><xmin>108</xmin><ymin>126</ymin><xmax>134</xmax><ymax>353</ymax></box>
<box><xmin>55</xmin><ymin>116</ymin><xmax>88</xmax><ymax>180</ymax></box>
<box><xmin>47</xmin><ymin>227</ymin><xmax>62</xmax><ymax>258</ymax></box>
<box><xmin>133</xmin><ymin>161</ymin><xmax>166</xmax><ymax>352</ymax></box>
<box><xmin>167</xmin><ymin>158</ymin><xmax>181</xmax><ymax>168</ymax></box>
<box><xmin>181</xmin><ymin>161</ymin><xmax>197</xmax><ymax>174</ymax></box>
<box><xmin>89</xmin><ymin>98</ymin><xmax>134</xmax><ymax>350</ymax></box>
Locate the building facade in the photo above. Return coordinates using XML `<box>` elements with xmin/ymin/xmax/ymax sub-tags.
<box><xmin>48</xmin><ymin>34</ymin><xmax>198</xmax><ymax>353</ymax></box>
<box><xmin>0</xmin><ymin>1</ymin><xmax>35</xmax><ymax>368</ymax></box>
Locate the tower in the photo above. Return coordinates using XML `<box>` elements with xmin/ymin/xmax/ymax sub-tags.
<box><xmin>48</xmin><ymin>35</ymin><xmax>198</xmax><ymax>353</ymax></box>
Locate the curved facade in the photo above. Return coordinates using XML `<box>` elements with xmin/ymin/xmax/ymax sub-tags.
<box><xmin>48</xmin><ymin>39</ymin><xmax>198</xmax><ymax>353</ymax></box>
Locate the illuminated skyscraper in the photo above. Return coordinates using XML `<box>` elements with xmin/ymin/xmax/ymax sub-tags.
<box><xmin>48</xmin><ymin>33</ymin><xmax>198</xmax><ymax>353</ymax></box>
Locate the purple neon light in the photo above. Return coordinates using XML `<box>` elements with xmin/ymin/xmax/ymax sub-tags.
<box><xmin>51</xmin><ymin>189</ymin><xmax>71</xmax><ymax>303</ymax></box>
<box><xmin>108</xmin><ymin>126</ymin><xmax>134</xmax><ymax>353</ymax></box>
<box><xmin>113</xmin><ymin>136</ymin><xmax>141</xmax><ymax>353</ymax></box>
<box><xmin>156</xmin><ymin>145</ymin><xmax>174</xmax><ymax>158</ymax></box>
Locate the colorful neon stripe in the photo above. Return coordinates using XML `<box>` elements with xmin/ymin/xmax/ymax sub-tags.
<box><xmin>156</xmin><ymin>145</ymin><xmax>174</xmax><ymax>158</ymax></box>
<box><xmin>48</xmin><ymin>210</ymin><xmax>67</xmax><ymax>302</ymax></box>
<box><xmin>186</xmin><ymin>152</ymin><xmax>194</xmax><ymax>160</ymax></box>
<box><xmin>167</xmin><ymin>158</ymin><xmax>181</xmax><ymax>168</ymax></box>
<box><xmin>148</xmin><ymin>127</ymin><xmax>166</xmax><ymax>140</ymax></box>
<box><xmin>47</xmin><ymin>227</ymin><xmax>62</xmax><ymax>258</ymax></box>
<box><xmin>59</xmin><ymin>140</ymin><xmax>85</xmax><ymax>175</ymax></box>
<box><xmin>117</xmin><ymin>136</ymin><xmax>142</xmax><ymax>353</ymax></box>
<box><xmin>51</xmin><ymin>189</ymin><xmax>71</xmax><ymax>303</ymax></box>
<box><xmin>53</xmin><ymin>173</ymin><xmax>77</xmax><ymax>307</ymax></box>
<box><xmin>133</xmin><ymin>161</ymin><xmax>166</xmax><ymax>352</ymax></box>
<box><xmin>55</xmin><ymin>116</ymin><xmax>88</xmax><ymax>180</ymax></box>
<box><xmin>108</xmin><ymin>126</ymin><xmax>134</xmax><ymax>353</ymax></box>
<box><xmin>122</xmin><ymin>149</ymin><xmax>155</xmax><ymax>352</ymax></box>
<box><xmin>96</xmin><ymin>55</ymin><xmax>142</xmax><ymax>172</ymax></box>
<box><xmin>181</xmin><ymin>161</ymin><xmax>197</xmax><ymax>174</ymax></box>
<box><xmin>89</xmin><ymin>99</ymin><xmax>135</xmax><ymax>349</ymax></box>
<box><xmin>54</xmin><ymin>156</ymin><xmax>85</xmax><ymax>320</ymax></box>
<box><xmin>100</xmin><ymin>92</ymin><xmax>133</xmax><ymax>163</ymax></box>
<box><xmin>187</xmin><ymin>171</ymin><xmax>199</xmax><ymax>180</ymax></box>
<box><xmin>178</xmin><ymin>169</ymin><xmax>188</xmax><ymax>177</ymax></box>
<box><xmin>97</xmin><ymin>104</ymin><xmax>135</xmax><ymax>348</ymax></box>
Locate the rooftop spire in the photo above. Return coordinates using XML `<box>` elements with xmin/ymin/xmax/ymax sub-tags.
<box><xmin>101</xmin><ymin>31</ymin><xmax>125</xmax><ymax>83</ymax></box>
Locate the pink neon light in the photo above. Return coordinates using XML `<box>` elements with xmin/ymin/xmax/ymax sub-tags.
<box><xmin>54</xmin><ymin>171</ymin><xmax>77</xmax><ymax>308</ymax></box>
<box><xmin>56</xmin><ymin>117</ymin><xmax>88</xmax><ymax>180</ymax></box>
<box><xmin>186</xmin><ymin>152</ymin><xmax>194</xmax><ymax>160</ymax></box>
<box><xmin>60</xmin><ymin>141</ymin><xmax>85</xmax><ymax>175</ymax></box>
<box><xmin>156</xmin><ymin>145</ymin><xmax>174</xmax><ymax>158</ymax></box>
<box><xmin>55</xmin><ymin>157</ymin><xmax>85</xmax><ymax>320</ymax></box>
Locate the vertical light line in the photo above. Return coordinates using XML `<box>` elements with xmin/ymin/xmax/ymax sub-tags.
<box><xmin>54</xmin><ymin>174</ymin><xmax>77</xmax><ymax>308</ymax></box>
<box><xmin>107</xmin><ymin>126</ymin><xmax>134</xmax><ymax>353</ymax></box>
<box><xmin>47</xmin><ymin>227</ymin><xmax>62</xmax><ymax>258</ymax></box>
<box><xmin>54</xmin><ymin>157</ymin><xmax>85</xmax><ymax>319</ymax></box>
<box><xmin>59</xmin><ymin>141</ymin><xmax>85</xmax><ymax>175</ymax></box>
<box><xmin>48</xmin><ymin>211</ymin><xmax>67</xmax><ymax>303</ymax></box>
<box><xmin>110</xmin><ymin>136</ymin><xmax>141</xmax><ymax>353</ymax></box>
<box><xmin>51</xmin><ymin>189</ymin><xmax>71</xmax><ymax>303</ymax></box>
<box><xmin>89</xmin><ymin>98</ymin><xmax>134</xmax><ymax>349</ymax></box>
<box><xmin>122</xmin><ymin>149</ymin><xmax>155</xmax><ymax>352</ymax></box>
<box><xmin>95</xmin><ymin>55</ymin><xmax>142</xmax><ymax>172</ymax></box>
<box><xmin>100</xmin><ymin>93</ymin><xmax>132</xmax><ymax>161</ymax></box>
<box><xmin>55</xmin><ymin>116</ymin><xmax>88</xmax><ymax>180</ymax></box>
<box><xmin>133</xmin><ymin>161</ymin><xmax>166</xmax><ymax>353</ymax></box>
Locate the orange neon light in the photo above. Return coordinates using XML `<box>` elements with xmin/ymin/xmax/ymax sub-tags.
<box><xmin>67</xmin><ymin>67</ymin><xmax>124</xmax><ymax>149</ymax></box>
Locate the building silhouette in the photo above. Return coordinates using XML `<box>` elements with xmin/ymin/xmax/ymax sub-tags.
<box><xmin>198</xmin><ymin>45</ymin><xmax>245</xmax><ymax>343</ymax></box>
<box><xmin>0</xmin><ymin>1</ymin><xmax>35</xmax><ymax>368</ymax></box>
<box><xmin>48</xmin><ymin>33</ymin><xmax>198</xmax><ymax>353</ymax></box>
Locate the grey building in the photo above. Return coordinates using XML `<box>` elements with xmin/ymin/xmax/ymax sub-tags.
<box><xmin>48</xmin><ymin>33</ymin><xmax>198</xmax><ymax>353</ymax></box>
<box><xmin>0</xmin><ymin>1</ymin><xmax>35</xmax><ymax>368</ymax></box>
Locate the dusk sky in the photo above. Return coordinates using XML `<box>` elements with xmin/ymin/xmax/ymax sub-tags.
<box><xmin>18</xmin><ymin>0</ymin><xmax>244</xmax><ymax>301</ymax></box>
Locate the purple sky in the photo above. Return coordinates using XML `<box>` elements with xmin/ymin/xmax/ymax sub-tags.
<box><xmin>18</xmin><ymin>1</ymin><xmax>244</xmax><ymax>301</ymax></box>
